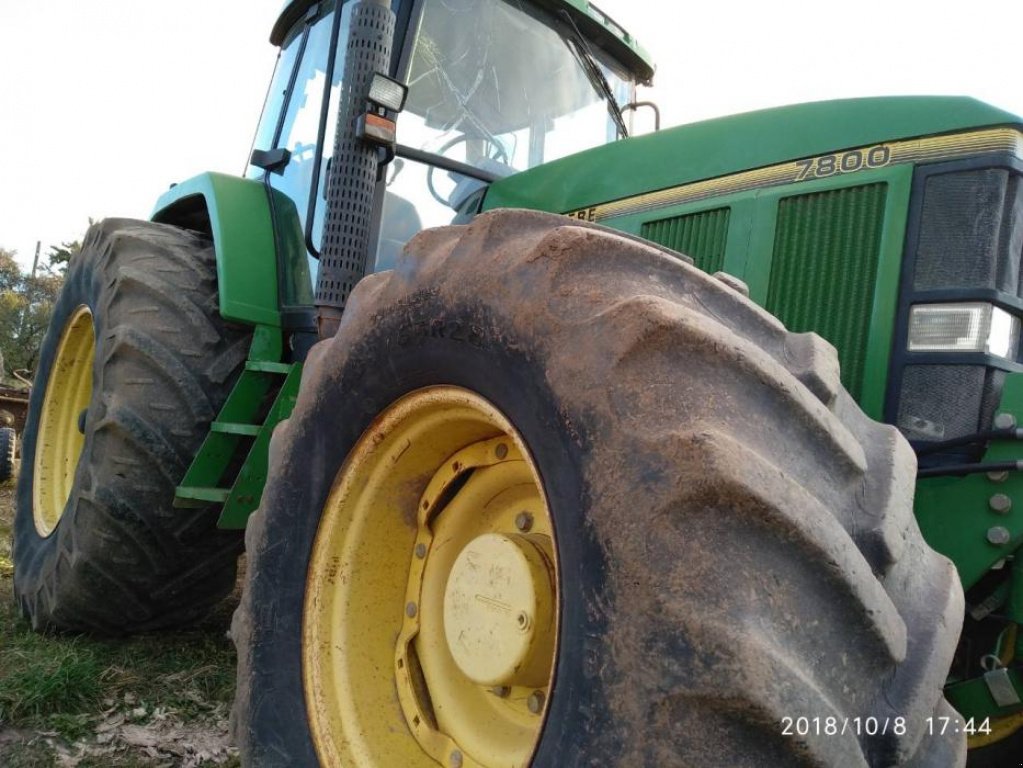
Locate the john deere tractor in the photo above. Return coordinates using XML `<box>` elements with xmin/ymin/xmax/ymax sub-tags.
<box><xmin>13</xmin><ymin>0</ymin><xmax>1023</xmax><ymax>765</ymax></box>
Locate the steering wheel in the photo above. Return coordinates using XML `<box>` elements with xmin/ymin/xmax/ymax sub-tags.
<box><xmin>426</xmin><ymin>134</ymin><xmax>510</xmax><ymax>207</ymax></box>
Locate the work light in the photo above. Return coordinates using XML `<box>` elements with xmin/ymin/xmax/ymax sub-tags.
<box><xmin>368</xmin><ymin>72</ymin><xmax>408</xmax><ymax>113</ymax></box>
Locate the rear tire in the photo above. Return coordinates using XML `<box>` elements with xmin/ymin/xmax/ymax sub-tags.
<box><xmin>13</xmin><ymin>219</ymin><xmax>249</xmax><ymax>633</ymax></box>
<box><xmin>0</xmin><ymin>427</ymin><xmax>15</xmax><ymax>483</ymax></box>
<box><xmin>233</xmin><ymin>210</ymin><xmax>965</xmax><ymax>766</ymax></box>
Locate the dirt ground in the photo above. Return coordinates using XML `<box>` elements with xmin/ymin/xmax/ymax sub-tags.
<box><xmin>0</xmin><ymin>476</ymin><xmax>241</xmax><ymax>767</ymax></box>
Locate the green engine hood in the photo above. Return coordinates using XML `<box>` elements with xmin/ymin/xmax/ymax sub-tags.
<box><xmin>483</xmin><ymin>96</ymin><xmax>1023</xmax><ymax>215</ymax></box>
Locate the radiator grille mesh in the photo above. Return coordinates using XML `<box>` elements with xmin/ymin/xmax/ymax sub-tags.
<box><xmin>641</xmin><ymin>208</ymin><xmax>730</xmax><ymax>274</ymax></box>
<box><xmin>766</xmin><ymin>184</ymin><xmax>888</xmax><ymax>400</ymax></box>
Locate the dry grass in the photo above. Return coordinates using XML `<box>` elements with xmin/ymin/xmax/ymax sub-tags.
<box><xmin>0</xmin><ymin>476</ymin><xmax>241</xmax><ymax>767</ymax></box>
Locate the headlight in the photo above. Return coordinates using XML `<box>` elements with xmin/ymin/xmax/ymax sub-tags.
<box><xmin>907</xmin><ymin>303</ymin><xmax>1020</xmax><ymax>359</ymax></box>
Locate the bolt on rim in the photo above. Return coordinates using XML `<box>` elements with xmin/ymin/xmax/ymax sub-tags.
<box><xmin>304</xmin><ymin>386</ymin><xmax>558</xmax><ymax>767</ymax></box>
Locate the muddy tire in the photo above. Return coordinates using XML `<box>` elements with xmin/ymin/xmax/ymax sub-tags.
<box><xmin>233</xmin><ymin>210</ymin><xmax>965</xmax><ymax>767</ymax></box>
<box><xmin>13</xmin><ymin>219</ymin><xmax>248</xmax><ymax>633</ymax></box>
<box><xmin>0</xmin><ymin>427</ymin><xmax>14</xmax><ymax>483</ymax></box>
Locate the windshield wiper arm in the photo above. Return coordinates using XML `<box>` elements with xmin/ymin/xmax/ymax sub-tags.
<box><xmin>557</xmin><ymin>10</ymin><xmax>629</xmax><ymax>139</ymax></box>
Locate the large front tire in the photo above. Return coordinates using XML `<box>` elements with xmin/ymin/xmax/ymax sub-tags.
<box><xmin>234</xmin><ymin>210</ymin><xmax>965</xmax><ymax>766</ymax></box>
<box><xmin>13</xmin><ymin>219</ymin><xmax>248</xmax><ymax>633</ymax></box>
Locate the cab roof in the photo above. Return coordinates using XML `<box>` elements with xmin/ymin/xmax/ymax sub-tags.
<box><xmin>271</xmin><ymin>0</ymin><xmax>654</xmax><ymax>83</ymax></box>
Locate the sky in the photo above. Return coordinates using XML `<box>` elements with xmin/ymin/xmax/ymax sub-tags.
<box><xmin>2</xmin><ymin>0</ymin><xmax>1022</xmax><ymax>272</ymax></box>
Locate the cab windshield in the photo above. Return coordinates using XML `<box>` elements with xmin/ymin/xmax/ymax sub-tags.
<box><xmin>378</xmin><ymin>0</ymin><xmax>635</xmax><ymax>268</ymax></box>
<box><xmin>404</xmin><ymin>0</ymin><xmax>633</xmax><ymax>173</ymax></box>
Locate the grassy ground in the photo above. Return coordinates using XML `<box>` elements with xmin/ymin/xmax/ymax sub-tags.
<box><xmin>0</xmin><ymin>475</ymin><xmax>241</xmax><ymax>767</ymax></box>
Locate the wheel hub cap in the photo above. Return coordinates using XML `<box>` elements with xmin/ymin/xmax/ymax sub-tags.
<box><xmin>444</xmin><ymin>532</ymin><xmax>555</xmax><ymax>688</ymax></box>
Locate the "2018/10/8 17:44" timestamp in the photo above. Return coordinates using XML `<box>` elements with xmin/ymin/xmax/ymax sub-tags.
<box><xmin>926</xmin><ymin>716</ymin><xmax>992</xmax><ymax>736</ymax></box>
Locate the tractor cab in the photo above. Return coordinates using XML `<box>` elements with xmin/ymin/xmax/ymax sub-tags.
<box><xmin>246</xmin><ymin>0</ymin><xmax>653</xmax><ymax>310</ymax></box>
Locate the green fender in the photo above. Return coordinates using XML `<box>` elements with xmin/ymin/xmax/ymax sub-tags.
<box><xmin>153</xmin><ymin>172</ymin><xmax>281</xmax><ymax>328</ymax></box>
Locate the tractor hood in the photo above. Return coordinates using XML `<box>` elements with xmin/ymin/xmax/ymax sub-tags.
<box><xmin>483</xmin><ymin>96</ymin><xmax>1023</xmax><ymax>217</ymax></box>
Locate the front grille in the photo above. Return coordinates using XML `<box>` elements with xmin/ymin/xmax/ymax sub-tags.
<box><xmin>766</xmin><ymin>183</ymin><xmax>888</xmax><ymax>401</ymax></box>
<box><xmin>641</xmin><ymin>207</ymin><xmax>730</xmax><ymax>275</ymax></box>
<box><xmin>913</xmin><ymin>168</ymin><xmax>1023</xmax><ymax>293</ymax></box>
<box><xmin>897</xmin><ymin>365</ymin><xmax>1003</xmax><ymax>443</ymax></box>
<box><xmin>890</xmin><ymin>160</ymin><xmax>1023</xmax><ymax>449</ymax></box>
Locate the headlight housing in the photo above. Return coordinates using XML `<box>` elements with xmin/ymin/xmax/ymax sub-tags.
<box><xmin>908</xmin><ymin>303</ymin><xmax>1020</xmax><ymax>359</ymax></box>
<box><xmin>888</xmin><ymin>162</ymin><xmax>1023</xmax><ymax>453</ymax></box>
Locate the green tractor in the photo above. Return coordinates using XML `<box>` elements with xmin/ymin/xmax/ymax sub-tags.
<box><xmin>11</xmin><ymin>0</ymin><xmax>1023</xmax><ymax>764</ymax></box>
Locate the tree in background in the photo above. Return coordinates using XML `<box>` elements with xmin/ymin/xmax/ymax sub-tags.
<box><xmin>0</xmin><ymin>238</ymin><xmax>75</xmax><ymax>381</ymax></box>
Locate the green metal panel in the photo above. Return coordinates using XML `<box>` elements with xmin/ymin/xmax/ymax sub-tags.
<box><xmin>764</xmin><ymin>184</ymin><xmax>887</xmax><ymax>402</ymax></box>
<box><xmin>484</xmin><ymin>96</ymin><xmax>1022</xmax><ymax>217</ymax></box>
<box><xmin>590</xmin><ymin>165</ymin><xmax>912</xmax><ymax>421</ymax></box>
<box><xmin>914</xmin><ymin>374</ymin><xmax>1023</xmax><ymax>723</ymax></box>
<box><xmin>641</xmin><ymin>208</ymin><xmax>730</xmax><ymax>274</ymax></box>
<box><xmin>947</xmin><ymin>666</ymin><xmax>1023</xmax><ymax>721</ymax></box>
<box><xmin>915</xmin><ymin>374</ymin><xmax>1023</xmax><ymax>591</ymax></box>
<box><xmin>152</xmin><ymin>172</ymin><xmax>281</xmax><ymax>327</ymax></box>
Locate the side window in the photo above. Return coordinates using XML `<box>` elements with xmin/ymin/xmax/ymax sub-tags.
<box><xmin>271</xmin><ymin>14</ymin><xmax>339</xmax><ymax>232</ymax></box>
<box><xmin>246</xmin><ymin>31</ymin><xmax>303</xmax><ymax>181</ymax></box>
<box><xmin>260</xmin><ymin>3</ymin><xmax>347</xmax><ymax>307</ymax></box>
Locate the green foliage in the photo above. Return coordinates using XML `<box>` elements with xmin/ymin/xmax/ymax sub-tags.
<box><xmin>0</xmin><ymin>738</ymin><xmax>57</xmax><ymax>767</ymax></box>
<box><xmin>0</xmin><ymin>595</ymin><xmax>238</xmax><ymax>731</ymax></box>
<box><xmin>0</xmin><ymin>486</ymin><xmax>239</xmax><ymax>763</ymax></box>
<box><xmin>0</xmin><ymin>638</ymin><xmax>104</xmax><ymax>722</ymax></box>
<box><xmin>45</xmin><ymin>233</ymin><xmax>85</xmax><ymax>274</ymax></box>
<box><xmin>0</xmin><ymin>241</ymin><xmax>71</xmax><ymax>379</ymax></box>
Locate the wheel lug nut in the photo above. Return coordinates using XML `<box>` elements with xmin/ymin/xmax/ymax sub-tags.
<box><xmin>527</xmin><ymin>690</ymin><xmax>545</xmax><ymax>714</ymax></box>
<box><xmin>495</xmin><ymin>443</ymin><xmax>509</xmax><ymax>459</ymax></box>
<box><xmin>406</xmin><ymin>602</ymin><xmax>418</xmax><ymax>618</ymax></box>
<box><xmin>450</xmin><ymin>750</ymin><xmax>463</xmax><ymax>767</ymax></box>
<box><xmin>415</xmin><ymin>543</ymin><xmax>427</xmax><ymax>558</ymax></box>
<box><xmin>491</xmin><ymin>685</ymin><xmax>511</xmax><ymax>698</ymax></box>
<box><xmin>515</xmin><ymin>512</ymin><xmax>533</xmax><ymax>532</ymax></box>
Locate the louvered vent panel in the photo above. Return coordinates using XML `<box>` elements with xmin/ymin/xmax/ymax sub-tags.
<box><xmin>642</xmin><ymin>208</ymin><xmax>730</xmax><ymax>274</ymax></box>
<box><xmin>766</xmin><ymin>184</ymin><xmax>887</xmax><ymax>400</ymax></box>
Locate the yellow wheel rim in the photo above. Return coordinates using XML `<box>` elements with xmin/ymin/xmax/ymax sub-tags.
<box><xmin>33</xmin><ymin>305</ymin><xmax>94</xmax><ymax>537</ymax></box>
<box><xmin>968</xmin><ymin>709</ymin><xmax>1023</xmax><ymax>749</ymax></box>
<box><xmin>304</xmin><ymin>386</ymin><xmax>558</xmax><ymax>767</ymax></box>
<box><xmin>968</xmin><ymin>624</ymin><xmax>1023</xmax><ymax>750</ymax></box>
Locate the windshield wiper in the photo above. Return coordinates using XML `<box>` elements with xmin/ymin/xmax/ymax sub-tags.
<box><xmin>557</xmin><ymin>10</ymin><xmax>629</xmax><ymax>139</ymax></box>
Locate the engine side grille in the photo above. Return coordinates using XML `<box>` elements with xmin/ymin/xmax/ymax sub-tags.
<box><xmin>641</xmin><ymin>207</ymin><xmax>730</xmax><ymax>274</ymax></box>
<box><xmin>766</xmin><ymin>183</ymin><xmax>888</xmax><ymax>400</ymax></box>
